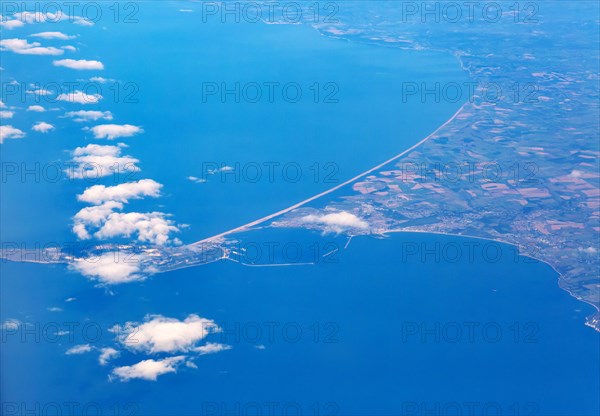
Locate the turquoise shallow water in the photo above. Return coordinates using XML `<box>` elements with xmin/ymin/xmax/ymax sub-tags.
<box><xmin>1</xmin><ymin>231</ymin><xmax>599</xmax><ymax>415</ymax></box>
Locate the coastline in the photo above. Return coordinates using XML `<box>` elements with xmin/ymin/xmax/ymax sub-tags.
<box><xmin>190</xmin><ymin>102</ymin><xmax>469</xmax><ymax>246</ymax></box>
<box><xmin>381</xmin><ymin>229</ymin><xmax>600</xmax><ymax>327</ymax></box>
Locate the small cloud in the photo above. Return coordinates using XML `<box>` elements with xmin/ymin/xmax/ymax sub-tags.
<box><xmin>70</xmin><ymin>252</ymin><xmax>149</xmax><ymax>284</ymax></box>
<box><xmin>0</xmin><ymin>110</ymin><xmax>14</xmax><ymax>119</ymax></box>
<box><xmin>187</xmin><ymin>176</ymin><xmax>207</xmax><ymax>184</ymax></box>
<box><xmin>27</xmin><ymin>105</ymin><xmax>45</xmax><ymax>112</ymax></box>
<box><xmin>30</xmin><ymin>31</ymin><xmax>75</xmax><ymax>40</ymax></box>
<box><xmin>0</xmin><ymin>19</ymin><xmax>25</xmax><ymax>29</ymax></box>
<box><xmin>66</xmin><ymin>344</ymin><xmax>93</xmax><ymax>355</ymax></box>
<box><xmin>47</xmin><ymin>306</ymin><xmax>63</xmax><ymax>312</ymax></box>
<box><xmin>111</xmin><ymin>356</ymin><xmax>185</xmax><ymax>382</ymax></box>
<box><xmin>62</xmin><ymin>45</ymin><xmax>77</xmax><ymax>52</ymax></box>
<box><xmin>27</xmin><ymin>89</ymin><xmax>53</xmax><ymax>96</ymax></box>
<box><xmin>89</xmin><ymin>124</ymin><xmax>142</xmax><ymax>139</ymax></box>
<box><xmin>65</xmin><ymin>297</ymin><xmax>77</xmax><ymax>302</ymax></box>
<box><xmin>0</xmin><ymin>38</ymin><xmax>63</xmax><ymax>55</ymax></box>
<box><xmin>57</xmin><ymin>90</ymin><xmax>102</xmax><ymax>104</ymax></box>
<box><xmin>194</xmin><ymin>342</ymin><xmax>232</xmax><ymax>355</ymax></box>
<box><xmin>65</xmin><ymin>110</ymin><xmax>112</xmax><ymax>122</ymax></box>
<box><xmin>72</xmin><ymin>202</ymin><xmax>179</xmax><ymax>245</ymax></box>
<box><xmin>112</xmin><ymin>314</ymin><xmax>221</xmax><ymax>354</ymax></box>
<box><xmin>98</xmin><ymin>347</ymin><xmax>120</xmax><ymax>366</ymax></box>
<box><xmin>12</xmin><ymin>11</ymin><xmax>63</xmax><ymax>24</ymax></box>
<box><xmin>254</xmin><ymin>344</ymin><xmax>266</xmax><ymax>350</ymax></box>
<box><xmin>32</xmin><ymin>121</ymin><xmax>55</xmax><ymax>133</ymax></box>
<box><xmin>0</xmin><ymin>125</ymin><xmax>26</xmax><ymax>143</ymax></box>
<box><xmin>208</xmin><ymin>165</ymin><xmax>234</xmax><ymax>174</ymax></box>
<box><xmin>73</xmin><ymin>16</ymin><xmax>94</xmax><ymax>26</ymax></box>
<box><xmin>67</xmin><ymin>144</ymin><xmax>140</xmax><ymax>179</ymax></box>
<box><xmin>77</xmin><ymin>179</ymin><xmax>162</xmax><ymax>205</ymax></box>
<box><xmin>579</xmin><ymin>247</ymin><xmax>598</xmax><ymax>255</ymax></box>
<box><xmin>1</xmin><ymin>319</ymin><xmax>22</xmax><ymax>331</ymax></box>
<box><xmin>302</xmin><ymin>211</ymin><xmax>369</xmax><ymax>234</ymax></box>
<box><xmin>569</xmin><ymin>170</ymin><xmax>583</xmax><ymax>178</ymax></box>
<box><xmin>53</xmin><ymin>59</ymin><xmax>104</xmax><ymax>70</ymax></box>
<box><xmin>179</xmin><ymin>9</ymin><xmax>193</xmax><ymax>12</ymax></box>
<box><xmin>90</xmin><ymin>76</ymin><xmax>114</xmax><ymax>84</ymax></box>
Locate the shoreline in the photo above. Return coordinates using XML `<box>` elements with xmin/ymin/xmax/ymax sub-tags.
<box><xmin>190</xmin><ymin>23</ymin><xmax>473</xmax><ymax>247</ymax></box>
<box><xmin>381</xmin><ymin>228</ymin><xmax>600</xmax><ymax>318</ymax></box>
<box><xmin>190</xmin><ymin>102</ymin><xmax>469</xmax><ymax>246</ymax></box>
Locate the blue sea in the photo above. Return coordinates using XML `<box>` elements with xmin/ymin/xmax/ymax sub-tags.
<box><xmin>1</xmin><ymin>2</ymin><xmax>599</xmax><ymax>416</ymax></box>
<box><xmin>1</xmin><ymin>2</ymin><xmax>464</xmax><ymax>243</ymax></box>
<box><xmin>2</xmin><ymin>231</ymin><xmax>599</xmax><ymax>415</ymax></box>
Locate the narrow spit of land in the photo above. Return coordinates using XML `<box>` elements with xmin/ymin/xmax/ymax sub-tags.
<box><xmin>190</xmin><ymin>104</ymin><xmax>467</xmax><ymax>246</ymax></box>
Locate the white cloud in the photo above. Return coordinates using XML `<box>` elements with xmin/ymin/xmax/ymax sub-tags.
<box><xmin>0</xmin><ymin>111</ymin><xmax>14</xmax><ymax>119</ymax></box>
<box><xmin>569</xmin><ymin>170</ymin><xmax>583</xmax><ymax>178</ymax></box>
<box><xmin>90</xmin><ymin>77</ymin><xmax>114</xmax><ymax>84</ymax></box>
<box><xmin>111</xmin><ymin>356</ymin><xmax>185</xmax><ymax>382</ymax></box>
<box><xmin>579</xmin><ymin>247</ymin><xmax>598</xmax><ymax>255</ymax></box>
<box><xmin>62</xmin><ymin>45</ymin><xmax>77</xmax><ymax>52</ymax></box>
<box><xmin>99</xmin><ymin>347</ymin><xmax>120</xmax><ymax>366</ymax></box>
<box><xmin>27</xmin><ymin>105</ymin><xmax>45</xmax><ymax>112</ymax></box>
<box><xmin>57</xmin><ymin>90</ymin><xmax>102</xmax><ymax>104</ymax></box>
<box><xmin>0</xmin><ymin>99</ymin><xmax>6</xmax><ymax>108</ymax></box>
<box><xmin>13</xmin><ymin>11</ymin><xmax>62</xmax><ymax>24</ymax></box>
<box><xmin>194</xmin><ymin>342</ymin><xmax>232</xmax><ymax>355</ymax></box>
<box><xmin>179</xmin><ymin>9</ymin><xmax>193</xmax><ymax>12</ymax></box>
<box><xmin>68</xmin><ymin>144</ymin><xmax>140</xmax><ymax>179</ymax></box>
<box><xmin>47</xmin><ymin>306</ymin><xmax>63</xmax><ymax>312</ymax></box>
<box><xmin>0</xmin><ymin>125</ymin><xmax>26</xmax><ymax>143</ymax></box>
<box><xmin>0</xmin><ymin>19</ymin><xmax>25</xmax><ymax>29</ymax></box>
<box><xmin>32</xmin><ymin>121</ymin><xmax>55</xmax><ymax>133</ymax></box>
<box><xmin>302</xmin><ymin>211</ymin><xmax>369</xmax><ymax>234</ymax></box>
<box><xmin>70</xmin><ymin>251</ymin><xmax>149</xmax><ymax>284</ymax></box>
<box><xmin>27</xmin><ymin>88</ymin><xmax>52</xmax><ymax>96</ymax></box>
<box><xmin>78</xmin><ymin>179</ymin><xmax>162</xmax><ymax>205</ymax></box>
<box><xmin>66</xmin><ymin>344</ymin><xmax>93</xmax><ymax>355</ymax></box>
<box><xmin>53</xmin><ymin>59</ymin><xmax>104</xmax><ymax>70</ymax></box>
<box><xmin>187</xmin><ymin>176</ymin><xmax>207</xmax><ymax>184</ymax></box>
<box><xmin>1</xmin><ymin>319</ymin><xmax>22</xmax><ymax>331</ymax></box>
<box><xmin>11</xmin><ymin>11</ymin><xmax>94</xmax><ymax>26</ymax></box>
<box><xmin>72</xmin><ymin>201</ymin><xmax>179</xmax><ymax>245</ymax></box>
<box><xmin>65</xmin><ymin>110</ymin><xmax>112</xmax><ymax>122</ymax></box>
<box><xmin>0</xmin><ymin>38</ymin><xmax>63</xmax><ymax>55</ymax></box>
<box><xmin>89</xmin><ymin>124</ymin><xmax>142</xmax><ymax>139</ymax></box>
<box><xmin>73</xmin><ymin>144</ymin><xmax>122</xmax><ymax>157</ymax></box>
<box><xmin>112</xmin><ymin>314</ymin><xmax>221</xmax><ymax>354</ymax></box>
<box><xmin>73</xmin><ymin>16</ymin><xmax>94</xmax><ymax>26</ymax></box>
<box><xmin>93</xmin><ymin>212</ymin><xmax>179</xmax><ymax>245</ymax></box>
<box><xmin>73</xmin><ymin>201</ymin><xmax>124</xmax><ymax>236</ymax></box>
<box><xmin>207</xmin><ymin>165</ymin><xmax>234</xmax><ymax>175</ymax></box>
<box><xmin>31</xmin><ymin>31</ymin><xmax>75</xmax><ymax>40</ymax></box>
